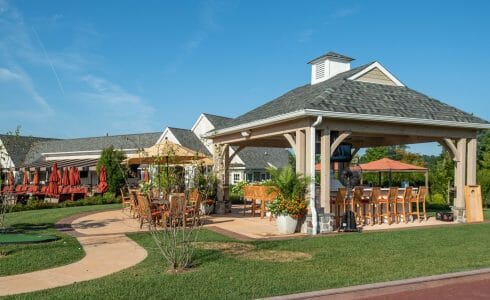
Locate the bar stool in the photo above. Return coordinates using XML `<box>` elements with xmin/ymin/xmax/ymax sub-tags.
<box><xmin>378</xmin><ymin>187</ymin><xmax>398</xmax><ymax>225</ymax></box>
<box><xmin>395</xmin><ymin>186</ymin><xmax>412</xmax><ymax>223</ymax></box>
<box><xmin>352</xmin><ymin>187</ymin><xmax>364</xmax><ymax>225</ymax></box>
<box><xmin>364</xmin><ymin>187</ymin><xmax>381</xmax><ymax>226</ymax></box>
<box><xmin>334</xmin><ymin>188</ymin><xmax>347</xmax><ymax>228</ymax></box>
<box><xmin>409</xmin><ymin>186</ymin><xmax>427</xmax><ymax>222</ymax></box>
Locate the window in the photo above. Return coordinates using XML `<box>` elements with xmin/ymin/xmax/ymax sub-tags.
<box><xmin>260</xmin><ymin>173</ymin><xmax>266</xmax><ymax>181</ymax></box>
<box><xmin>233</xmin><ymin>173</ymin><xmax>240</xmax><ymax>184</ymax></box>
<box><xmin>246</xmin><ymin>173</ymin><xmax>253</xmax><ymax>182</ymax></box>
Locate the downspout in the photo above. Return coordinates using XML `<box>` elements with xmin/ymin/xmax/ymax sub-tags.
<box><xmin>309</xmin><ymin>116</ymin><xmax>322</xmax><ymax>235</ymax></box>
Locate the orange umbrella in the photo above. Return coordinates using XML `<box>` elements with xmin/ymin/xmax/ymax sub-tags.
<box><xmin>143</xmin><ymin>169</ymin><xmax>149</xmax><ymax>182</ymax></box>
<box><xmin>46</xmin><ymin>163</ymin><xmax>60</xmax><ymax>195</ymax></box>
<box><xmin>33</xmin><ymin>169</ymin><xmax>40</xmax><ymax>185</ymax></box>
<box><xmin>23</xmin><ymin>170</ymin><xmax>29</xmax><ymax>185</ymax></box>
<box><xmin>8</xmin><ymin>170</ymin><xmax>14</xmax><ymax>187</ymax></box>
<box><xmin>62</xmin><ymin>167</ymin><xmax>70</xmax><ymax>186</ymax></box>
<box><xmin>69</xmin><ymin>167</ymin><xmax>76</xmax><ymax>186</ymax></box>
<box><xmin>98</xmin><ymin>165</ymin><xmax>108</xmax><ymax>193</ymax></box>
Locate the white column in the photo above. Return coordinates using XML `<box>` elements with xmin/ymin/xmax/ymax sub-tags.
<box><xmin>305</xmin><ymin>127</ymin><xmax>317</xmax><ymax>235</ymax></box>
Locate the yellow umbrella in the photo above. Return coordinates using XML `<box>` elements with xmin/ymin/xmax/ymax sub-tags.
<box><xmin>123</xmin><ymin>139</ymin><xmax>210</xmax><ymax>165</ymax></box>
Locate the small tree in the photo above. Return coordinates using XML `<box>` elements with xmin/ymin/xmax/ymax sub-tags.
<box><xmin>96</xmin><ymin>146</ymin><xmax>127</xmax><ymax>194</ymax></box>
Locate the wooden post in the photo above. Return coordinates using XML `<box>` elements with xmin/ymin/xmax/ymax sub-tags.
<box><xmin>296</xmin><ymin>129</ymin><xmax>306</xmax><ymax>175</ymax></box>
<box><xmin>454</xmin><ymin>138</ymin><xmax>467</xmax><ymax>222</ymax></box>
<box><xmin>320</xmin><ymin>127</ymin><xmax>331</xmax><ymax>213</ymax></box>
<box><xmin>466</xmin><ymin>138</ymin><xmax>477</xmax><ymax>185</ymax></box>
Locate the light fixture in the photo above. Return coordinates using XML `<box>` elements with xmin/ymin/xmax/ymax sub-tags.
<box><xmin>241</xmin><ymin>130</ymin><xmax>251</xmax><ymax>137</ymax></box>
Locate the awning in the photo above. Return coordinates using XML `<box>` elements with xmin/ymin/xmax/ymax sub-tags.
<box><xmin>23</xmin><ymin>158</ymin><xmax>99</xmax><ymax>171</ymax></box>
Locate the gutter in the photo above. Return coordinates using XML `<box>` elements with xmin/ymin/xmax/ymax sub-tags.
<box><xmin>204</xmin><ymin>109</ymin><xmax>490</xmax><ymax>138</ymax></box>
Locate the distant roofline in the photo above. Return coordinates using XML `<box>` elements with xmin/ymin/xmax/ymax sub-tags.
<box><xmin>205</xmin><ymin>109</ymin><xmax>490</xmax><ymax>138</ymax></box>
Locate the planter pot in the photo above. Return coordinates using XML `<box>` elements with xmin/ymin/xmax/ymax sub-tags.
<box><xmin>200</xmin><ymin>203</ymin><xmax>214</xmax><ymax>215</ymax></box>
<box><xmin>276</xmin><ymin>215</ymin><xmax>298</xmax><ymax>234</ymax></box>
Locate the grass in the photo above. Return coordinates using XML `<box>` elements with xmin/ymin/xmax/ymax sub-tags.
<box><xmin>0</xmin><ymin>204</ymin><xmax>120</xmax><ymax>276</ymax></box>
<box><xmin>7</xmin><ymin>220</ymin><xmax>490</xmax><ymax>299</ymax></box>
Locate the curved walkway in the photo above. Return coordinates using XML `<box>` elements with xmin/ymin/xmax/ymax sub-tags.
<box><xmin>0</xmin><ymin>210</ymin><xmax>147</xmax><ymax>297</ymax></box>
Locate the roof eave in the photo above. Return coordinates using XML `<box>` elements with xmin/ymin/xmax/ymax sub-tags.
<box><xmin>205</xmin><ymin>109</ymin><xmax>490</xmax><ymax>138</ymax></box>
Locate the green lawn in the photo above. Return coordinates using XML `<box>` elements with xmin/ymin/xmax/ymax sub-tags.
<box><xmin>7</xmin><ymin>221</ymin><xmax>490</xmax><ymax>300</ymax></box>
<box><xmin>0</xmin><ymin>204</ymin><xmax>120</xmax><ymax>276</ymax></box>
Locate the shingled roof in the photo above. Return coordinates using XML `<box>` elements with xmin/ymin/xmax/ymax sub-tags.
<box><xmin>0</xmin><ymin>135</ymin><xmax>56</xmax><ymax>167</ymax></box>
<box><xmin>202</xmin><ymin>113</ymin><xmax>233</xmax><ymax>129</ymax></box>
<box><xmin>168</xmin><ymin>127</ymin><xmax>211</xmax><ymax>155</ymax></box>
<box><xmin>24</xmin><ymin>132</ymin><xmax>161</xmax><ymax>166</ymax></box>
<box><xmin>215</xmin><ymin>62</ymin><xmax>488</xmax><ymax>131</ymax></box>
<box><xmin>232</xmin><ymin>147</ymin><xmax>290</xmax><ymax>169</ymax></box>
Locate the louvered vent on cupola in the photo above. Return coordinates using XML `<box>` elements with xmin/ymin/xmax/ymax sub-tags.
<box><xmin>308</xmin><ymin>51</ymin><xmax>354</xmax><ymax>85</ymax></box>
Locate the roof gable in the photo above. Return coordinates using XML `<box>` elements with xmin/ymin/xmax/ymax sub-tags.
<box><xmin>348</xmin><ymin>62</ymin><xmax>404</xmax><ymax>86</ymax></box>
<box><xmin>0</xmin><ymin>135</ymin><xmax>56</xmax><ymax>167</ymax></box>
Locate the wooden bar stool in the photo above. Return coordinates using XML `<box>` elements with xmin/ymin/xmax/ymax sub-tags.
<box><xmin>395</xmin><ymin>186</ymin><xmax>412</xmax><ymax>223</ymax></box>
<box><xmin>334</xmin><ymin>188</ymin><xmax>347</xmax><ymax>228</ymax></box>
<box><xmin>409</xmin><ymin>186</ymin><xmax>427</xmax><ymax>222</ymax></box>
<box><xmin>352</xmin><ymin>187</ymin><xmax>364</xmax><ymax>225</ymax></box>
<box><xmin>378</xmin><ymin>187</ymin><xmax>398</xmax><ymax>225</ymax></box>
<box><xmin>365</xmin><ymin>187</ymin><xmax>380</xmax><ymax>226</ymax></box>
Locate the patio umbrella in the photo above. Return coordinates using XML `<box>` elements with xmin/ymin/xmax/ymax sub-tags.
<box><xmin>98</xmin><ymin>165</ymin><xmax>108</xmax><ymax>193</ymax></box>
<box><xmin>57</xmin><ymin>169</ymin><xmax>63</xmax><ymax>186</ymax></box>
<box><xmin>69</xmin><ymin>167</ymin><xmax>76</xmax><ymax>186</ymax></box>
<box><xmin>123</xmin><ymin>139</ymin><xmax>209</xmax><ymax>165</ymax></box>
<box><xmin>46</xmin><ymin>163</ymin><xmax>60</xmax><ymax>195</ymax></box>
<box><xmin>7</xmin><ymin>170</ymin><xmax>14</xmax><ymax>188</ymax></box>
<box><xmin>143</xmin><ymin>169</ymin><xmax>149</xmax><ymax>182</ymax></box>
<box><xmin>62</xmin><ymin>167</ymin><xmax>70</xmax><ymax>186</ymax></box>
<box><xmin>32</xmin><ymin>169</ymin><xmax>40</xmax><ymax>185</ymax></box>
<box><xmin>22</xmin><ymin>170</ymin><xmax>29</xmax><ymax>185</ymax></box>
<box><xmin>75</xmin><ymin>168</ymin><xmax>81</xmax><ymax>185</ymax></box>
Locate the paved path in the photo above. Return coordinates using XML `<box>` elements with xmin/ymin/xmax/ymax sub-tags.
<box><xmin>0</xmin><ymin>210</ymin><xmax>147</xmax><ymax>297</ymax></box>
<box><xmin>263</xmin><ymin>268</ymin><xmax>490</xmax><ymax>300</ymax></box>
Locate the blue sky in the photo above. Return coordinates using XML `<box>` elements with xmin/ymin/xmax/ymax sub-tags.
<box><xmin>0</xmin><ymin>0</ymin><xmax>489</xmax><ymax>155</ymax></box>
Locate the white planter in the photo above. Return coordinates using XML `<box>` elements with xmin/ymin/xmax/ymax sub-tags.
<box><xmin>276</xmin><ymin>215</ymin><xmax>298</xmax><ymax>234</ymax></box>
<box><xmin>200</xmin><ymin>203</ymin><xmax>214</xmax><ymax>215</ymax></box>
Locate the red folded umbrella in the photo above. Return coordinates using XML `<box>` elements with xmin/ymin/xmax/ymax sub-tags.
<box><xmin>57</xmin><ymin>169</ymin><xmax>62</xmax><ymax>186</ymax></box>
<box><xmin>62</xmin><ymin>167</ymin><xmax>70</xmax><ymax>186</ymax></box>
<box><xmin>74</xmin><ymin>168</ymin><xmax>81</xmax><ymax>186</ymax></box>
<box><xmin>143</xmin><ymin>169</ymin><xmax>149</xmax><ymax>182</ymax></box>
<box><xmin>33</xmin><ymin>169</ymin><xmax>40</xmax><ymax>185</ymax></box>
<box><xmin>69</xmin><ymin>167</ymin><xmax>76</xmax><ymax>186</ymax></box>
<box><xmin>23</xmin><ymin>170</ymin><xmax>30</xmax><ymax>185</ymax></box>
<box><xmin>98</xmin><ymin>165</ymin><xmax>108</xmax><ymax>193</ymax></box>
<box><xmin>46</xmin><ymin>163</ymin><xmax>60</xmax><ymax>196</ymax></box>
<box><xmin>8</xmin><ymin>170</ymin><xmax>14</xmax><ymax>187</ymax></box>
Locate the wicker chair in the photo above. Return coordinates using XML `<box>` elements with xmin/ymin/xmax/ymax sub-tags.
<box><xmin>136</xmin><ymin>192</ymin><xmax>161</xmax><ymax>228</ymax></box>
<box><xmin>162</xmin><ymin>193</ymin><xmax>186</xmax><ymax>228</ymax></box>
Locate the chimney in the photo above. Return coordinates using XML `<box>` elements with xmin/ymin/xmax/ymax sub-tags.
<box><xmin>308</xmin><ymin>51</ymin><xmax>354</xmax><ymax>85</ymax></box>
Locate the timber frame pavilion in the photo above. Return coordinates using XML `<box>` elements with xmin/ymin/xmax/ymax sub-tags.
<box><xmin>206</xmin><ymin>52</ymin><xmax>490</xmax><ymax>234</ymax></box>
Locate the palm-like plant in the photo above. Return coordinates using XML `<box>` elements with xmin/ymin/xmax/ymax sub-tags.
<box><xmin>266</xmin><ymin>166</ymin><xmax>310</xmax><ymax>218</ymax></box>
<box><xmin>266</xmin><ymin>166</ymin><xmax>310</xmax><ymax>201</ymax></box>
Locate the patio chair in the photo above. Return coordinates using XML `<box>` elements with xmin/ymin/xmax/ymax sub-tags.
<box><xmin>243</xmin><ymin>185</ymin><xmax>255</xmax><ymax>216</ymax></box>
<box><xmin>185</xmin><ymin>191</ymin><xmax>201</xmax><ymax>226</ymax></box>
<box><xmin>408</xmin><ymin>186</ymin><xmax>427</xmax><ymax>222</ymax></box>
<box><xmin>162</xmin><ymin>193</ymin><xmax>186</xmax><ymax>228</ymax></box>
<box><xmin>136</xmin><ymin>193</ymin><xmax>161</xmax><ymax>229</ymax></box>
<box><xmin>120</xmin><ymin>187</ymin><xmax>132</xmax><ymax>211</ymax></box>
<box><xmin>334</xmin><ymin>188</ymin><xmax>347</xmax><ymax>228</ymax></box>
<box><xmin>395</xmin><ymin>187</ymin><xmax>412</xmax><ymax>223</ymax></box>
<box><xmin>378</xmin><ymin>187</ymin><xmax>398</xmax><ymax>225</ymax></box>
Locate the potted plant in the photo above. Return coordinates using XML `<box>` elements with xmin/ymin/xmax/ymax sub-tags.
<box><xmin>266</xmin><ymin>166</ymin><xmax>309</xmax><ymax>234</ymax></box>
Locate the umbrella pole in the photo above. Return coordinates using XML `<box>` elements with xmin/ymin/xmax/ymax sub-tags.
<box><xmin>166</xmin><ymin>157</ymin><xmax>169</xmax><ymax>194</ymax></box>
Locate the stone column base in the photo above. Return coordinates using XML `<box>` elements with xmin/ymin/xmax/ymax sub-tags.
<box><xmin>300</xmin><ymin>213</ymin><xmax>334</xmax><ymax>234</ymax></box>
<box><xmin>452</xmin><ymin>206</ymin><xmax>466</xmax><ymax>223</ymax></box>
